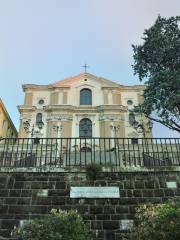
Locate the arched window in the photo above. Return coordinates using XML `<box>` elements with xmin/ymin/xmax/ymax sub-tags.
<box><xmin>80</xmin><ymin>88</ymin><xmax>92</xmax><ymax>105</ymax></box>
<box><xmin>79</xmin><ymin>118</ymin><xmax>92</xmax><ymax>138</ymax></box>
<box><xmin>36</xmin><ymin>113</ymin><xmax>42</xmax><ymax>125</ymax></box>
<box><xmin>129</xmin><ymin>113</ymin><xmax>136</xmax><ymax>126</ymax></box>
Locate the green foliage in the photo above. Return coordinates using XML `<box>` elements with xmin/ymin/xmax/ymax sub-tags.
<box><xmin>16</xmin><ymin>209</ymin><xmax>91</xmax><ymax>240</ymax></box>
<box><xmin>86</xmin><ymin>163</ymin><xmax>102</xmax><ymax>180</ymax></box>
<box><xmin>130</xmin><ymin>200</ymin><xmax>180</xmax><ymax>240</ymax></box>
<box><xmin>132</xmin><ymin>15</ymin><xmax>180</xmax><ymax>133</ymax></box>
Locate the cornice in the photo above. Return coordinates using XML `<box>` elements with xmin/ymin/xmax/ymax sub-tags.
<box><xmin>99</xmin><ymin>114</ymin><xmax>125</xmax><ymax>121</ymax></box>
<box><xmin>18</xmin><ymin>105</ymin><xmax>37</xmax><ymax>112</ymax></box>
<box><xmin>43</xmin><ymin>105</ymin><xmax>128</xmax><ymax>114</ymax></box>
<box><xmin>22</xmin><ymin>84</ymin><xmax>71</xmax><ymax>92</ymax></box>
<box><xmin>18</xmin><ymin>104</ymin><xmax>128</xmax><ymax>115</ymax></box>
<box><xmin>101</xmin><ymin>85</ymin><xmax>145</xmax><ymax>91</ymax></box>
<box><xmin>46</xmin><ymin>114</ymin><xmax>73</xmax><ymax>121</ymax></box>
<box><xmin>96</xmin><ymin>105</ymin><xmax>127</xmax><ymax>112</ymax></box>
<box><xmin>22</xmin><ymin>84</ymin><xmax>52</xmax><ymax>91</ymax></box>
<box><xmin>44</xmin><ymin>105</ymin><xmax>74</xmax><ymax>112</ymax></box>
<box><xmin>44</xmin><ymin>104</ymin><xmax>127</xmax><ymax>113</ymax></box>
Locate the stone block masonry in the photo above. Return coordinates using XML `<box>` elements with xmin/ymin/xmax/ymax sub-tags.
<box><xmin>0</xmin><ymin>169</ymin><xmax>180</xmax><ymax>240</ymax></box>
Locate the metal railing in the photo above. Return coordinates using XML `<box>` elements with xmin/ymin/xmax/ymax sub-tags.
<box><xmin>0</xmin><ymin>138</ymin><xmax>179</xmax><ymax>168</ymax></box>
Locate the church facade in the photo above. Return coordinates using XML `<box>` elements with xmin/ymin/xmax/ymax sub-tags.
<box><xmin>18</xmin><ymin>72</ymin><xmax>152</xmax><ymax>140</ymax></box>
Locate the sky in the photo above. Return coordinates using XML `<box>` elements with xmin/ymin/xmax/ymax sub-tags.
<box><xmin>0</xmin><ymin>0</ymin><xmax>179</xmax><ymax>137</ymax></box>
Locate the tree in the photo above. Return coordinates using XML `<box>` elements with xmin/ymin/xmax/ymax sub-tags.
<box><xmin>130</xmin><ymin>200</ymin><xmax>180</xmax><ymax>240</ymax></box>
<box><xmin>132</xmin><ymin>15</ymin><xmax>180</xmax><ymax>133</ymax></box>
<box><xmin>16</xmin><ymin>209</ymin><xmax>91</xmax><ymax>240</ymax></box>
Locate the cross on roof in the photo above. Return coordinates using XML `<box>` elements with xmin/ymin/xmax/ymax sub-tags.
<box><xmin>82</xmin><ymin>64</ymin><xmax>89</xmax><ymax>72</ymax></box>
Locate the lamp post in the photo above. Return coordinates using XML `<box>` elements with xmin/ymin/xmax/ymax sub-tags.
<box><xmin>53</xmin><ymin>124</ymin><xmax>63</xmax><ymax>165</ymax></box>
<box><xmin>110</xmin><ymin>124</ymin><xmax>121</xmax><ymax>138</ymax></box>
<box><xmin>22</xmin><ymin>120</ymin><xmax>44</xmax><ymax>158</ymax></box>
<box><xmin>23</xmin><ymin>120</ymin><xmax>44</xmax><ymax>138</ymax></box>
<box><xmin>110</xmin><ymin>124</ymin><xmax>121</xmax><ymax>148</ymax></box>
<box><xmin>134</xmin><ymin>120</ymin><xmax>153</xmax><ymax>139</ymax></box>
<box><xmin>53</xmin><ymin>124</ymin><xmax>63</xmax><ymax>138</ymax></box>
<box><xmin>136</xmin><ymin>124</ymin><xmax>145</xmax><ymax>138</ymax></box>
<box><xmin>129</xmin><ymin>110</ymin><xmax>153</xmax><ymax>139</ymax></box>
<box><xmin>132</xmin><ymin>119</ymin><xmax>153</xmax><ymax>154</ymax></box>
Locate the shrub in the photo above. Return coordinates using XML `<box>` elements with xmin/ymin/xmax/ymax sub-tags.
<box><xmin>16</xmin><ymin>209</ymin><xmax>91</xmax><ymax>240</ymax></box>
<box><xmin>130</xmin><ymin>200</ymin><xmax>180</xmax><ymax>240</ymax></box>
<box><xmin>86</xmin><ymin>163</ymin><xmax>102</xmax><ymax>180</ymax></box>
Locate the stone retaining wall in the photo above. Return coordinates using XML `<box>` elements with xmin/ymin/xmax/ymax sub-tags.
<box><xmin>0</xmin><ymin>169</ymin><xmax>180</xmax><ymax>240</ymax></box>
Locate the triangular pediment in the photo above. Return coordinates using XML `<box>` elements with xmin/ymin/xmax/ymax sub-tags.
<box><xmin>22</xmin><ymin>72</ymin><xmax>145</xmax><ymax>91</ymax></box>
<box><xmin>53</xmin><ymin>72</ymin><xmax>120</xmax><ymax>88</ymax></box>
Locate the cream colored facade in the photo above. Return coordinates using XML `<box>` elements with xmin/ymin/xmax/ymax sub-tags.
<box><xmin>0</xmin><ymin>99</ymin><xmax>18</xmax><ymax>138</ymax></box>
<box><xmin>18</xmin><ymin>72</ymin><xmax>152</xmax><ymax>140</ymax></box>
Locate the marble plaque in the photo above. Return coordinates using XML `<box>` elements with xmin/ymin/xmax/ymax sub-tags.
<box><xmin>70</xmin><ymin>187</ymin><xmax>120</xmax><ymax>198</ymax></box>
<box><xmin>166</xmin><ymin>181</ymin><xmax>177</xmax><ymax>189</ymax></box>
<box><xmin>120</xmin><ymin>220</ymin><xmax>134</xmax><ymax>230</ymax></box>
<box><xmin>37</xmin><ymin>189</ymin><xmax>48</xmax><ymax>197</ymax></box>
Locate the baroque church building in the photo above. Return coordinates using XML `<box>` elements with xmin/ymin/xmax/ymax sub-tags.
<box><xmin>18</xmin><ymin>72</ymin><xmax>152</xmax><ymax>141</ymax></box>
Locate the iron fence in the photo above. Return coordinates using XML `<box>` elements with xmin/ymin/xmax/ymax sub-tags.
<box><xmin>0</xmin><ymin>138</ymin><xmax>179</xmax><ymax>168</ymax></box>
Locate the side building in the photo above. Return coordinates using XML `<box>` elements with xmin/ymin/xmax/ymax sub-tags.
<box><xmin>18</xmin><ymin>72</ymin><xmax>153</xmax><ymax>142</ymax></box>
<box><xmin>0</xmin><ymin>98</ymin><xmax>18</xmax><ymax>138</ymax></box>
